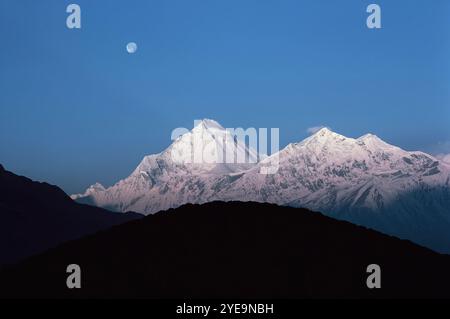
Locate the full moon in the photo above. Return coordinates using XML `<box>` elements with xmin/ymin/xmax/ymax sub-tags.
<box><xmin>126</xmin><ymin>42</ymin><xmax>137</xmax><ymax>54</ymax></box>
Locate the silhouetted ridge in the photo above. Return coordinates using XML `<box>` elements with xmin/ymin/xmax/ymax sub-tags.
<box><xmin>0</xmin><ymin>164</ymin><xmax>142</xmax><ymax>266</ymax></box>
<box><xmin>2</xmin><ymin>201</ymin><xmax>449</xmax><ymax>298</ymax></box>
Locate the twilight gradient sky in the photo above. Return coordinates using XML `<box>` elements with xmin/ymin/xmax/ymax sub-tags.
<box><xmin>1</xmin><ymin>0</ymin><xmax>449</xmax><ymax>194</ymax></box>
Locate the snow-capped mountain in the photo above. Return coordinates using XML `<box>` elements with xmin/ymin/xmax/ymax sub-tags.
<box><xmin>72</xmin><ymin>120</ymin><xmax>450</xmax><ymax>253</ymax></box>
<box><xmin>72</xmin><ymin>119</ymin><xmax>259</xmax><ymax>213</ymax></box>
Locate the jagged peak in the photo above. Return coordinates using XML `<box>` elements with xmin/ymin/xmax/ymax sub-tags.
<box><xmin>89</xmin><ymin>182</ymin><xmax>105</xmax><ymax>191</ymax></box>
<box><xmin>283</xmin><ymin>128</ymin><xmax>346</xmax><ymax>151</ymax></box>
<box><xmin>135</xmin><ymin>118</ymin><xmax>260</xmax><ymax>170</ymax></box>
<box><xmin>282</xmin><ymin>128</ymin><xmax>405</xmax><ymax>158</ymax></box>
<box><xmin>314</xmin><ymin>127</ymin><xmax>333</xmax><ymax>135</ymax></box>
<box><xmin>310</xmin><ymin>127</ymin><xmax>347</xmax><ymax>139</ymax></box>
<box><xmin>70</xmin><ymin>182</ymin><xmax>106</xmax><ymax>200</ymax></box>
<box><xmin>307</xmin><ymin>128</ymin><xmax>395</xmax><ymax>150</ymax></box>
<box><xmin>358</xmin><ymin>133</ymin><xmax>381</xmax><ymax>141</ymax></box>
<box><xmin>303</xmin><ymin>127</ymin><xmax>349</xmax><ymax>145</ymax></box>
<box><xmin>357</xmin><ymin>133</ymin><xmax>398</xmax><ymax>150</ymax></box>
<box><xmin>193</xmin><ymin>119</ymin><xmax>225</xmax><ymax>132</ymax></box>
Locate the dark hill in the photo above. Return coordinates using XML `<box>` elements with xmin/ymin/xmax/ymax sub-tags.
<box><xmin>1</xmin><ymin>201</ymin><xmax>449</xmax><ymax>298</ymax></box>
<box><xmin>0</xmin><ymin>164</ymin><xmax>142</xmax><ymax>266</ymax></box>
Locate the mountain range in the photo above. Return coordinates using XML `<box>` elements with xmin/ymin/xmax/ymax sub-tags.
<box><xmin>2</xmin><ymin>201</ymin><xmax>450</xmax><ymax>299</ymax></box>
<box><xmin>0</xmin><ymin>164</ymin><xmax>142</xmax><ymax>266</ymax></box>
<box><xmin>72</xmin><ymin>119</ymin><xmax>450</xmax><ymax>253</ymax></box>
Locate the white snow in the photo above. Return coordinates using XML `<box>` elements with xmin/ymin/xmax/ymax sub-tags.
<box><xmin>72</xmin><ymin>121</ymin><xmax>450</xmax><ymax>215</ymax></box>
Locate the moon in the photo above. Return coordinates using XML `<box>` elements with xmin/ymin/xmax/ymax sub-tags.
<box><xmin>126</xmin><ymin>42</ymin><xmax>137</xmax><ymax>54</ymax></box>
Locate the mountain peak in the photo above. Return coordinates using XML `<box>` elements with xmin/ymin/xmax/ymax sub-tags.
<box><xmin>193</xmin><ymin>119</ymin><xmax>225</xmax><ymax>131</ymax></box>
<box><xmin>358</xmin><ymin>133</ymin><xmax>380</xmax><ymax>141</ymax></box>
<box><xmin>306</xmin><ymin>127</ymin><xmax>346</xmax><ymax>143</ymax></box>
<box><xmin>154</xmin><ymin>118</ymin><xmax>259</xmax><ymax>171</ymax></box>
<box><xmin>357</xmin><ymin>133</ymin><xmax>396</xmax><ymax>150</ymax></box>
<box><xmin>71</xmin><ymin>182</ymin><xmax>106</xmax><ymax>200</ymax></box>
<box><xmin>312</xmin><ymin>127</ymin><xmax>336</xmax><ymax>137</ymax></box>
<box><xmin>89</xmin><ymin>182</ymin><xmax>105</xmax><ymax>191</ymax></box>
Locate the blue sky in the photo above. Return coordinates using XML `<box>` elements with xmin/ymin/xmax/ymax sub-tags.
<box><xmin>1</xmin><ymin>0</ymin><xmax>449</xmax><ymax>194</ymax></box>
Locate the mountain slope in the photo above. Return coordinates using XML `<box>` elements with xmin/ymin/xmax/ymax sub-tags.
<box><xmin>72</xmin><ymin>121</ymin><xmax>450</xmax><ymax>253</ymax></box>
<box><xmin>1</xmin><ymin>201</ymin><xmax>450</xmax><ymax>298</ymax></box>
<box><xmin>0</xmin><ymin>164</ymin><xmax>142</xmax><ymax>266</ymax></box>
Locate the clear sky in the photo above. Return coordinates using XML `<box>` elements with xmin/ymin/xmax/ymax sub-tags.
<box><xmin>1</xmin><ymin>0</ymin><xmax>449</xmax><ymax>194</ymax></box>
